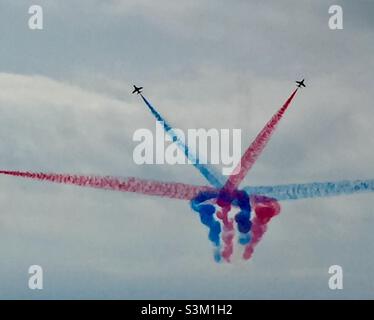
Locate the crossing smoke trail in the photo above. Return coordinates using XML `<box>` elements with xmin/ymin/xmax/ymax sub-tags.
<box><xmin>0</xmin><ymin>170</ymin><xmax>215</xmax><ymax>200</ymax></box>
<box><xmin>190</xmin><ymin>189</ymin><xmax>253</xmax><ymax>262</ymax></box>
<box><xmin>2</xmin><ymin>87</ymin><xmax>373</xmax><ymax>263</ymax></box>
<box><xmin>140</xmin><ymin>94</ymin><xmax>224</xmax><ymax>188</ymax></box>
<box><xmin>224</xmin><ymin>89</ymin><xmax>298</xmax><ymax>192</ymax></box>
<box><xmin>1</xmin><ymin>170</ymin><xmax>374</xmax><ymax>261</ymax></box>
<box><xmin>140</xmin><ymin>94</ymin><xmax>228</xmax><ymax>258</ymax></box>
<box><xmin>3</xmin><ymin>169</ymin><xmax>372</xmax><ymax>203</ymax></box>
<box><xmin>213</xmin><ymin>88</ymin><xmax>298</xmax><ymax>261</ymax></box>
<box><xmin>140</xmin><ymin>91</ymin><xmax>299</xmax><ymax>261</ymax></box>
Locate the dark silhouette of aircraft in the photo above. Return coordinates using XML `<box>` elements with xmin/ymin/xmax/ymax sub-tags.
<box><xmin>132</xmin><ymin>85</ymin><xmax>143</xmax><ymax>95</ymax></box>
<box><xmin>296</xmin><ymin>79</ymin><xmax>306</xmax><ymax>88</ymax></box>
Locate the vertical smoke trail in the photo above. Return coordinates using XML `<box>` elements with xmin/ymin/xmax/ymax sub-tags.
<box><xmin>192</xmin><ymin>189</ymin><xmax>254</xmax><ymax>262</ymax></box>
<box><xmin>140</xmin><ymin>95</ymin><xmax>225</xmax><ymax>188</ymax></box>
<box><xmin>0</xmin><ymin>170</ymin><xmax>216</xmax><ymax>200</ymax></box>
<box><xmin>216</xmin><ymin>205</ymin><xmax>234</xmax><ymax>262</ymax></box>
<box><xmin>190</xmin><ymin>190</ymin><xmax>222</xmax><ymax>261</ymax></box>
<box><xmin>224</xmin><ymin>89</ymin><xmax>298</xmax><ymax>192</ymax></box>
<box><xmin>243</xmin><ymin>196</ymin><xmax>280</xmax><ymax>260</ymax></box>
<box><xmin>242</xmin><ymin>216</ymin><xmax>267</xmax><ymax>260</ymax></box>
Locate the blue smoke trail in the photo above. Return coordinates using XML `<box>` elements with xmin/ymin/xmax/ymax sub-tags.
<box><xmin>190</xmin><ymin>190</ymin><xmax>222</xmax><ymax>261</ymax></box>
<box><xmin>243</xmin><ymin>179</ymin><xmax>374</xmax><ymax>201</ymax></box>
<box><xmin>140</xmin><ymin>94</ymin><xmax>225</xmax><ymax>188</ymax></box>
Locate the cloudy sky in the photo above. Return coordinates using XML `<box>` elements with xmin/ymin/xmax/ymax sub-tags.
<box><xmin>0</xmin><ymin>0</ymin><xmax>373</xmax><ymax>299</ymax></box>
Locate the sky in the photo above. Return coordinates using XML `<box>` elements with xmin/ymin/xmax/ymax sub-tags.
<box><xmin>0</xmin><ymin>0</ymin><xmax>373</xmax><ymax>299</ymax></box>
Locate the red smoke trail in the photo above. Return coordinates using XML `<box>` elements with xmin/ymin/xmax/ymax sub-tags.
<box><xmin>216</xmin><ymin>206</ymin><xmax>234</xmax><ymax>262</ymax></box>
<box><xmin>0</xmin><ymin>170</ymin><xmax>215</xmax><ymax>201</ymax></box>
<box><xmin>243</xmin><ymin>196</ymin><xmax>280</xmax><ymax>260</ymax></box>
<box><xmin>0</xmin><ymin>170</ymin><xmax>280</xmax><ymax>262</ymax></box>
<box><xmin>224</xmin><ymin>89</ymin><xmax>298</xmax><ymax>192</ymax></box>
<box><xmin>242</xmin><ymin>217</ymin><xmax>267</xmax><ymax>260</ymax></box>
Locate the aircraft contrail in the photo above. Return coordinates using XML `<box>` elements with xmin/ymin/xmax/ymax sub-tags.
<box><xmin>2</xmin><ymin>170</ymin><xmax>373</xmax><ymax>202</ymax></box>
<box><xmin>2</xmin><ymin>83</ymin><xmax>373</xmax><ymax>263</ymax></box>
<box><xmin>244</xmin><ymin>179</ymin><xmax>374</xmax><ymax>201</ymax></box>
<box><xmin>0</xmin><ymin>170</ymin><xmax>214</xmax><ymax>200</ymax></box>
<box><xmin>1</xmin><ymin>169</ymin><xmax>374</xmax><ymax>262</ymax></box>
<box><xmin>140</xmin><ymin>94</ymin><xmax>225</xmax><ymax>188</ymax></box>
<box><xmin>224</xmin><ymin>88</ymin><xmax>298</xmax><ymax>192</ymax></box>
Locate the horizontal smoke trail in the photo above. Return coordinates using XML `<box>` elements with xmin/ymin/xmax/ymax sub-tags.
<box><xmin>2</xmin><ymin>170</ymin><xmax>373</xmax><ymax>203</ymax></box>
<box><xmin>224</xmin><ymin>89</ymin><xmax>298</xmax><ymax>192</ymax></box>
<box><xmin>140</xmin><ymin>94</ymin><xmax>225</xmax><ymax>188</ymax></box>
<box><xmin>0</xmin><ymin>170</ymin><xmax>215</xmax><ymax>201</ymax></box>
<box><xmin>2</xmin><ymin>171</ymin><xmax>373</xmax><ymax>261</ymax></box>
<box><xmin>244</xmin><ymin>179</ymin><xmax>374</xmax><ymax>201</ymax></box>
